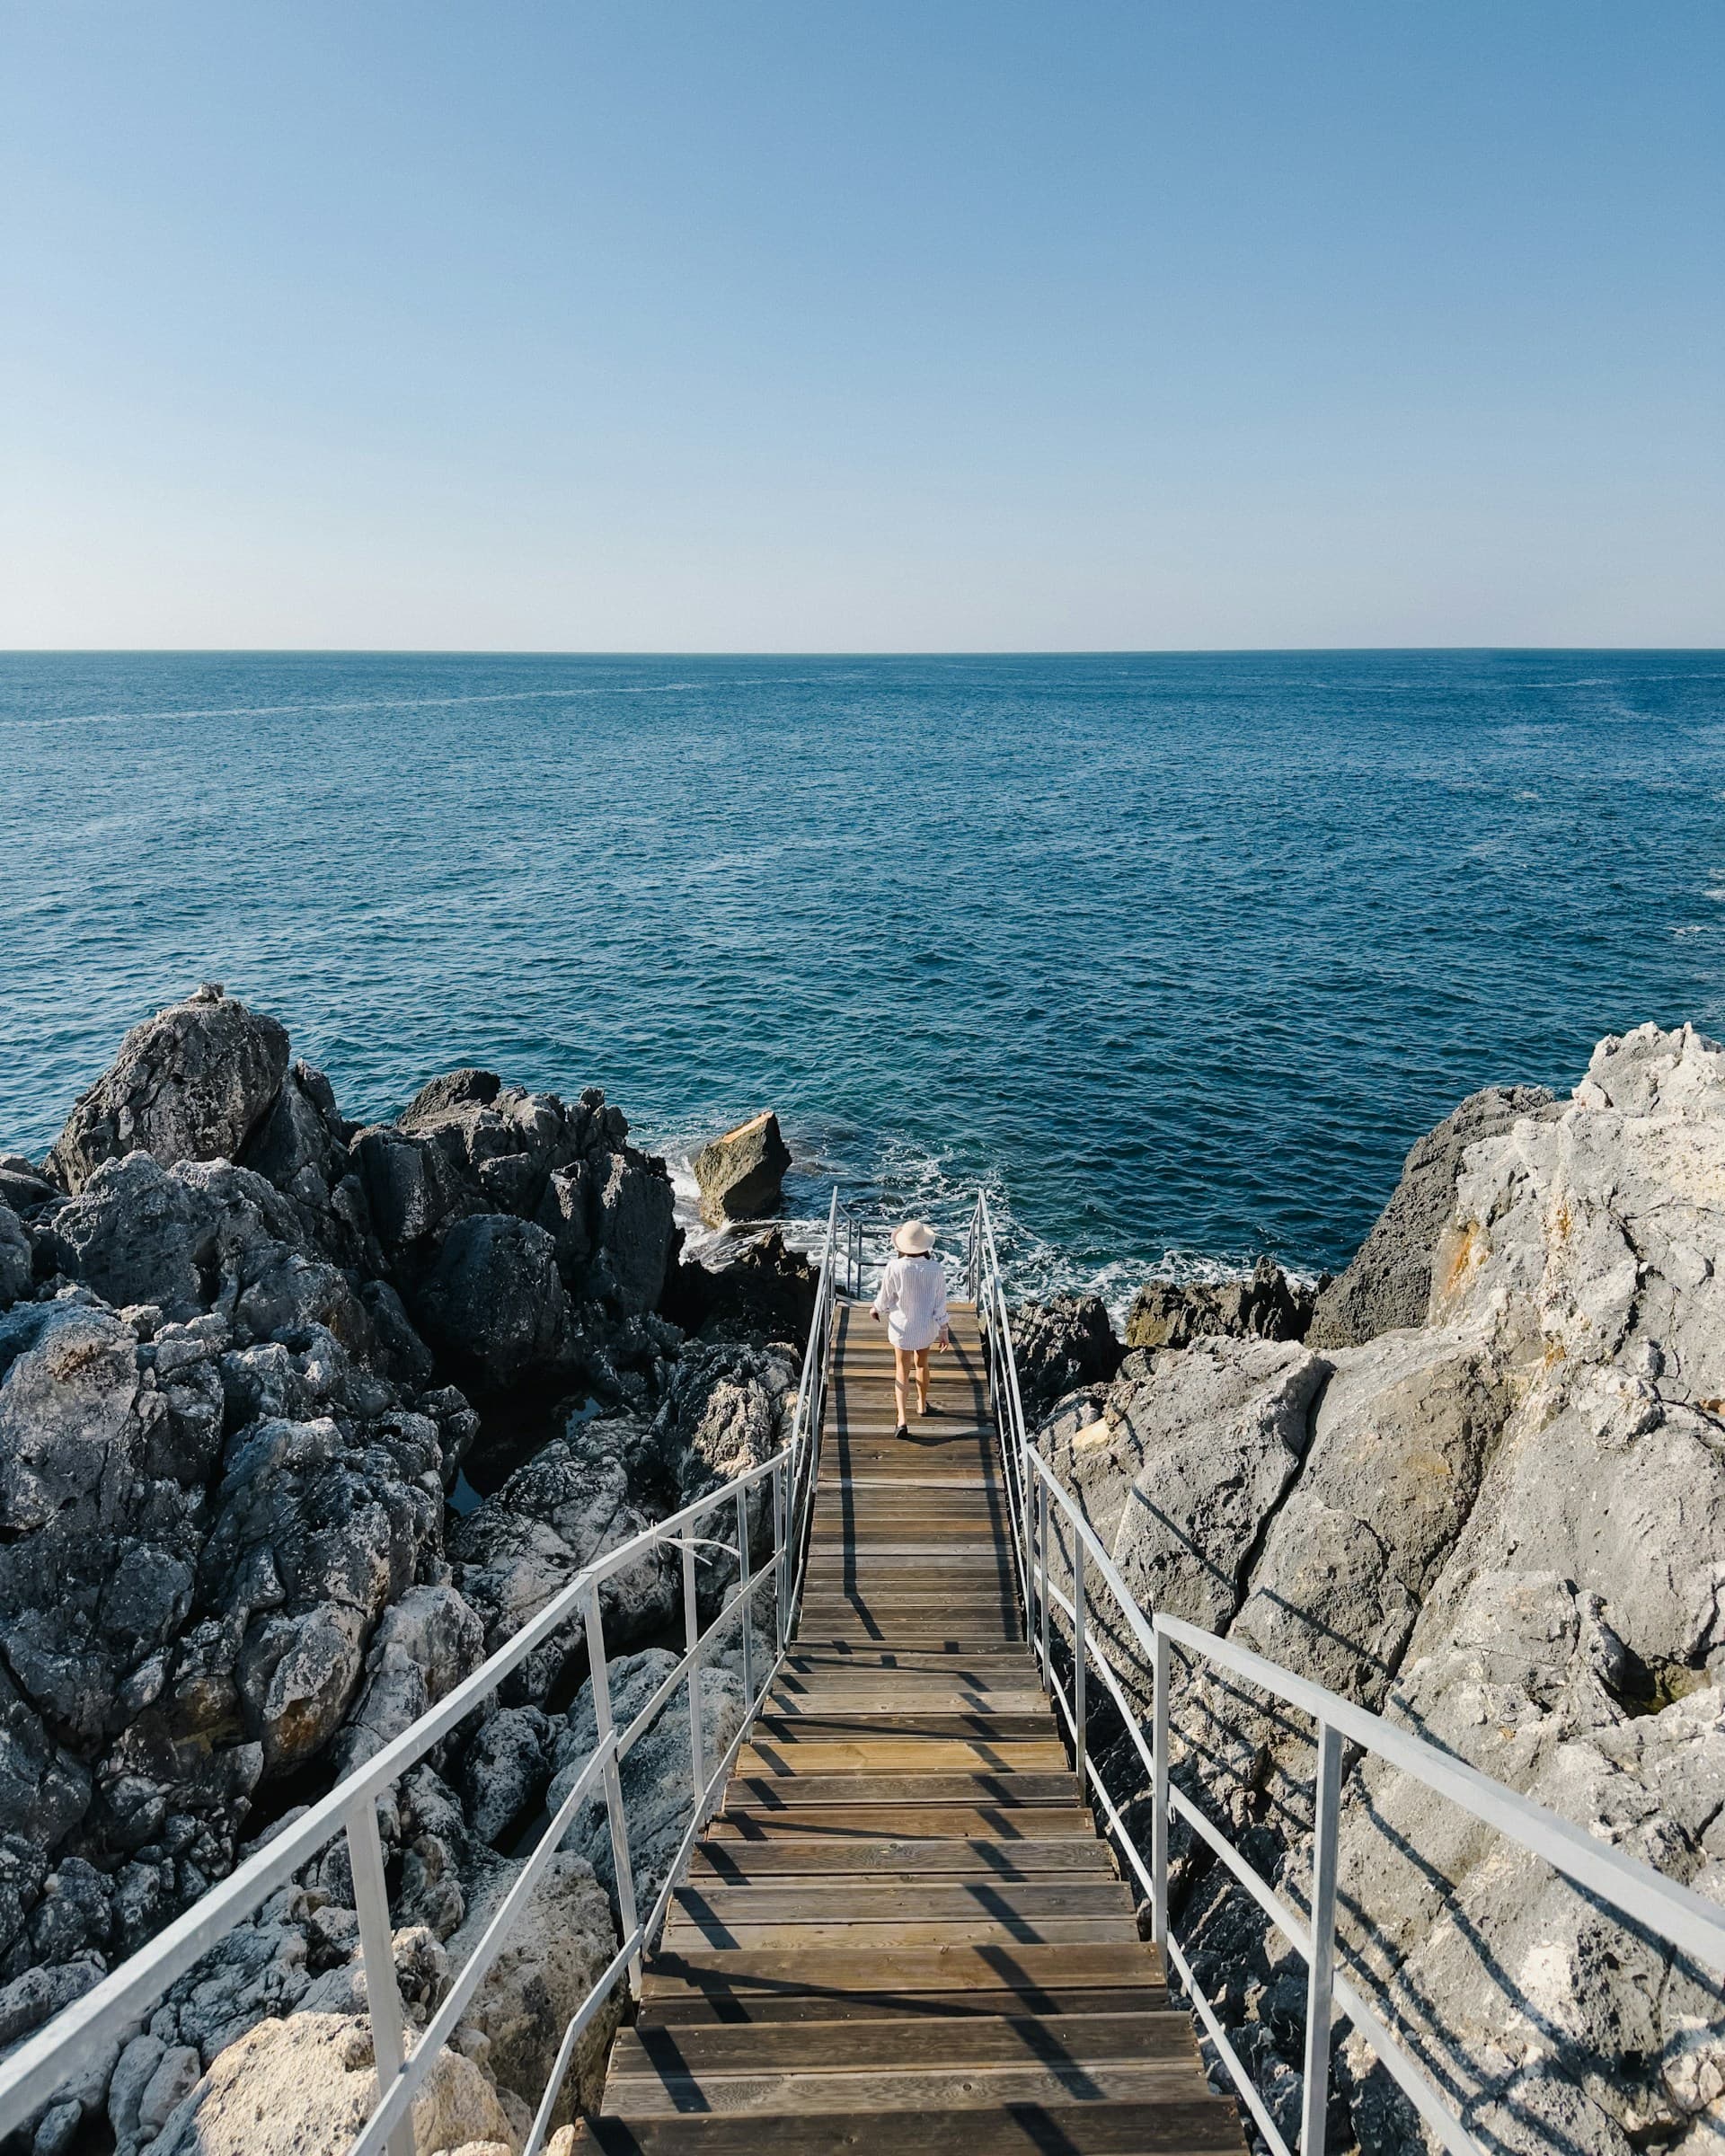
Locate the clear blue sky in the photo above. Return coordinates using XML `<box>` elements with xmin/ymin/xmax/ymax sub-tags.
<box><xmin>2</xmin><ymin>2</ymin><xmax>1721</xmax><ymax>650</ymax></box>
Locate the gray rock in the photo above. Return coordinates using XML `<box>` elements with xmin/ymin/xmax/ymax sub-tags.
<box><xmin>1126</xmin><ymin>1256</ymin><xmax>1315</xmax><ymax>1353</ymax></box>
<box><xmin>46</xmin><ymin>1153</ymin><xmax>377</xmax><ymax>1364</ymax></box>
<box><xmin>1011</xmin><ymin>1294</ymin><xmax>1123</xmax><ymax>1419</ymax></box>
<box><xmin>1307</xmin><ymin>1082</ymin><xmax>1560</xmax><ymax>1348</ymax></box>
<box><xmin>413</xmin><ymin>1215</ymin><xmax>580</xmax><ymax>1392</ymax></box>
<box><xmin>552</xmin><ymin>1648</ymin><xmax>745</xmax><ymax>1908</ymax></box>
<box><xmin>200</xmin><ymin>1409</ymin><xmax>445</xmax><ymax>1772</ymax></box>
<box><xmin>693</xmin><ymin>1111</ymin><xmax>792</xmax><ymax>1225</ymax></box>
<box><xmin>350</xmin><ymin>1123</ymin><xmax>474</xmax><ymax>1263</ymax></box>
<box><xmin>1224</xmin><ymin>1326</ymin><xmax>1505</xmax><ymax>1710</ymax></box>
<box><xmin>0</xmin><ymin>1203</ymin><xmax>30</xmax><ymax>1310</ymax></box>
<box><xmin>1044</xmin><ymin>1337</ymin><xmax>1331</xmax><ymax>1640</ymax></box>
<box><xmin>327</xmin><ymin>1585</ymin><xmax>485</xmax><ymax>1778</ymax></box>
<box><xmin>0</xmin><ymin>1160</ymin><xmax>58</xmax><ymax>1217</ymax></box>
<box><xmin>0</xmin><ymin>1301</ymin><xmax>145</xmax><ymax>1532</ymax></box>
<box><xmin>451</xmin><ymin>1410</ymin><xmax>673</xmax><ymax>1694</ymax></box>
<box><xmin>457</xmin><ymin>1706</ymin><xmax>554</xmax><ymax>1844</ymax></box>
<box><xmin>650</xmin><ymin>1339</ymin><xmax>797</xmax><ymax>1602</ymax></box>
<box><xmin>660</xmin><ymin>1229</ymin><xmax>814</xmax><ymax>1345</ymax></box>
<box><xmin>49</xmin><ymin>985</ymin><xmax>290</xmax><ymax>1195</ymax></box>
<box><xmin>444</xmin><ymin>1850</ymin><xmax>621</xmax><ymax>2122</ymax></box>
<box><xmin>589</xmin><ymin>1150</ymin><xmax>676</xmax><ymax>1317</ymax></box>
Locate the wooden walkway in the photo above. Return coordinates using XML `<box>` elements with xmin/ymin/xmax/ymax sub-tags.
<box><xmin>588</xmin><ymin>1298</ymin><xmax>1242</xmax><ymax>2153</ymax></box>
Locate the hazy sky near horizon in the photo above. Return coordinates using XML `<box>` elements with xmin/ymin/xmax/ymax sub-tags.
<box><xmin>3</xmin><ymin>3</ymin><xmax>1721</xmax><ymax>651</ymax></box>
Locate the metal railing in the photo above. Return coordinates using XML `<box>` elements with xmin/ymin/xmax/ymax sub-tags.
<box><xmin>0</xmin><ymin>1189</ymin><xmax>847</xmax><ymax>2154</ymax></box>
<box><xmin>966</xmin><ymin>1190</ymin><xmax>1725</xmax><ymax>2156</ymax></box>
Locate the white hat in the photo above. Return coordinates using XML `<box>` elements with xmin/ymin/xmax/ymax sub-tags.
<box><xmin>894</xmin><ymin>1219</ymin><xmax>937</xmax><ymax>1255</ymax></box>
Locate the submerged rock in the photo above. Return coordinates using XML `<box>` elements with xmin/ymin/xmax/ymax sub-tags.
<box><xmin>693</xmin><ymin>1111</ymin><xmax>792</xmax><ymax>1225</ymax></box>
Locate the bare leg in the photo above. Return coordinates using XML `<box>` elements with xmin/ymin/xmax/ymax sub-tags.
<box><xmin>893</xmin><ymin>1347</ymin><xmax>911</xmax><ymax>1430</ymax></box>
<box><xmin>915</xmin><ymin>1347</ymin><xmax>932</xmax><ymax>1414</ymax></box>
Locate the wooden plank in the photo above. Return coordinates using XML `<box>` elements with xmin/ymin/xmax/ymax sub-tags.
<box><xmin>641</xmin><ymin>1985</ymin><xmax>1169</xmax><ymax>2027</ymax></box>
<box><xmin>584</xmin><ymin>2099</ymin><xmax>1243</xmax><ymax>2152</ymax></box>
<box><xmin>728</xmin><ymin>1772</ymin><xmax>1077</xmax><ymax>1808</ymax></box>
<box><xmin>736</xmin><ymin>1741</ymin><xmax>1067</xmax><ymax>1776</ymax></box>
<box><xmin>752</xmin><ymin>1714</ymin><xmax>1053</xmax><ymax>1740</ymax></box>
<box><xmin>710</xmin><ymin>1806</ymin><xmax>1092</xmax><ymax>1841</ymax></box>
<box><xmin>643</xmin><ymin>1942</ymin><xmax>1165</xmax><ymax>1998</ymax></box>
<box><xmin>689</xmin><ymin>1840</ymin><xmax>1117</xmax><ymax>1881</ymax></box>
<box><xmin>670</xmin><ymin>1883</ymin><xmax>1135</xmax><ymax>1923</ymax></box>
<box><xmin>660</xmin><ymin>1917</ymin><xmax>1144</xmax><ymax>1950</ymax></box>
<box><xmin>606</xmin><ymin>2058</ymin><xmax>1211</xmax><ymax>2116</ymax></box>
<box><xmin>612</xmin><ymin>2010</ymin><xmax>1190</xmax><ymax>2072</ymax></box>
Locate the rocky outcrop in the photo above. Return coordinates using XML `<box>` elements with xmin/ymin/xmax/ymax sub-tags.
<box><xmin>661</xmin><ymin>1229</ymin><xmax>817</xmax><ymax>1345</ymax></box>
<box><xmin>449</xmin><ymin>1409</ymin><xmax>674</xmax><ymax>1693</ymax></box>
<box><xmin>1307</xmin><ymin>1082</ymin><xmax>1561</xmax><ymax>1348</ymax></box>
<box><xmin>1126</xmin><ymin>1255</ymin><xmax>1315</xmax><ymax>1352</ymax></box>
<box><xmin>1011</xmin><ymin>1294</ymin><xmax>1123</xmax><ymax>1420</ymax></box>
<box><xmin>693</xmin><ymin>1111</ymin><xmax>791</xmax><ymax>1226</ymax></box>
<box><xmin>1043</xmin><ymin>1338</ymin><xmax>1330</xmax><ymax>1639</ymax></box>
<box><xmin>1040</xmin><ymin>1028</ymin><xmax>1725</xmax><ymax>2156</ymax></box>
<box><xmin>0</xmin><ymin>986</ymin><xmax>827</xmax><ymax>2152</ymax></box>
<box><xmin>49</xmin><ymin>986</ymin><xmax>291</xmax><ymax>1195</ymax></box>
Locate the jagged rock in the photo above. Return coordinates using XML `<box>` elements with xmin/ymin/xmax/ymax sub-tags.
<box><xmin>0</xmin><ymin>1159</ymin><xmax>56</xmax><ymax>1217</ymax></box>
<box><xmin>413</xmin><ymin>1215</ymin><xmax>581</xmax><ymax>1393</ymax></box>
<box><xmin>1223</xmin><ymin>1325</ymin><xmax>1504</xmax><ymax>1711</ymax></box>
<box><xmin>450</xmin><ymin>1410</ymin><xmax>673</xmax><ymax>1694</ymax></box>
<box><xmin>650</xmin><ymin>1340</ymin><xmax>797</xmax><ymax>1601</ymax></box>
<box><xmin>0</xmin><ymin>1203</ymin><xmax>30</xmax><ymax>1310</ymax></box>
<box><xmin>589</xmin><ymin>1151</ymin><xmax>676</xmax><ymax>1317</ymax></box>
<box><xmin>328</xmin><ymin>1586</ymin><xmax>485</xmax><ymax>1777</ymax></box>
<box><xmin>693</xmin><ymin>1111</ymin><xmax>792</xmax><ymax>1225</ymax></box>
<box><xmin>1126</xmin><ymin>1256</ymin><xmax>1314</xmax><ymax>1353</ymax></box>
<box><xmin>1042</xmin><ymin>1338</ymin><xmax>1331</xmax><ymax>1640</ymax></box>
<box><xmin>552</xmin><ymin>1648</ymin><xmax>746</xmax><ymax>1908</ymax></box>
<box><xmin>1308</xmin><ymin>1082</ymin><xmax>1561</xmax><ymax>1348</ymax></box>
<box><xmin>199</xmin><ymin>1409</ymin><xmax>446</xmax><ymax>1773</ymax></box>
<box><xmin>142</xmin><ymin>2004</ymin><xmax>517</xmax><ymax>2156</ymax></box>
<box><xmin>351</xmin><ymin>1123</ymin><xmax>476</xmax><ymax>1266</ymax></box>
<box><xmin>456</xmin><ymin>1706</ymin><xmax>554</xmax><ymax>1845</ymax></box>
<box><xmin>660</xmin><ymin>1229</ymin><xmax>816</xmax><ymax>1345</ymax></box>
<box><xmin>1011</xmin><ymin>1294</ymin><xmax>1123</xmax><ymax>1419</ymax></box>
<box><xmin>446</xmin><ymin>1850</ymin><xmax>621</xmax><ymax>2123</ymax></box>
<box><xmin>49</xmin><ymin>985</ymin><xmax>290</xmax><ymax>1195</ymax></box>
<box><xmin>45</xmin><ymin>1153</ymin><xmax>378</xmax><ymax>1364</ymax></box>
<box><xmin>0</xmin><ymin>1300</ymin><xmax>147</xmax><ymax>1532</ymax></box>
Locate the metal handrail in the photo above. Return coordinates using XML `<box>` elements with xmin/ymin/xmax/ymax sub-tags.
<box><xmin>965</xmin><ymin>1190</ymin><xmax>1725</xmax><ymax>2156</ymax></box>
<box><xmin>0</xmin><ymin>1188</ymin><xmax>847</xmax><ymax>2152</ymax></box>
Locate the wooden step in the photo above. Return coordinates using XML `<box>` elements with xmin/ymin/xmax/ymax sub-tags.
<box><xmin>583</xmin><ymin>2101</ymin><xmax>1243</xmax><ymax>2150</ymax></box>
<box><xmin>689</xmin><ymin>1839</ymin><xmax>1117</xmax><ymax>1881</ymax></box>
<box><xmin>710</xmin><ymin>1805</ymin><xmax>1093</xmax><ymax>1840</ymax></box>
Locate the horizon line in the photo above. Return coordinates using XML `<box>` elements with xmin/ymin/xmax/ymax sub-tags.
<box><xmin>4</xmin><ymin>643</ymin><xmax>1723</xmax><ymax>660</ymax></box>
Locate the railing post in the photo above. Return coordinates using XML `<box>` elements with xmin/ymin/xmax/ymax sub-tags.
<box><xmin>773</xmin><ymin>1456</ymin><xmax>788</xmax><ymax>1655</ymax></box>
<box><xmin>1036</xmin><ymin>1473</ymin><xmax>1051</xmax><ymax>1689</ymax></box>
<box><xmin>1072</xmin><ymin>1534</ymin><xmax>1087</xmax><ymax>1791</ymax></box>
<box><xmin>585</xmin><ymin>1583</ymin><xmax>642</xmax><ymax>1987</ymax></box>
<box><xmin>1151</xmin><ymin>1623</ymin><xmax>1170</xmax><ymax>1950</ymax></box>
<box><xmin>736</xmin><ymin>1483</ymin><xmax>754</xmax><ymax>1708</ymax></box>
<box><xmin>1302</xmin><ymin>1719</ymin><xmax>1344</xmax><ymax>2156</ymax></box>
<box><xmin>682</xmin><ymin>1535</ymin><xmax>703</xmax><ymax>1806</ymax></box>
<box><xmin>345</xmin><ymin>1794</ymin><xmax>416</xmax><ymax>2156</ymax></box>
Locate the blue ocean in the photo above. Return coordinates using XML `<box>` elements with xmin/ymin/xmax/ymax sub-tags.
<box><xmin>2</xmin><ymin>650</ymin><xmax>1721</xmax><ymax>1302</ymax></box>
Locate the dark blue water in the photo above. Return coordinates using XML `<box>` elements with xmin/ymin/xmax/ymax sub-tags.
<box><xmin>2</xmin><ymin>651</ymin><xmax>1721</xmax><ymax>1302</ymax></box>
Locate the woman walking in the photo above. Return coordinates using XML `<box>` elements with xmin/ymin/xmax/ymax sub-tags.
<box><xmin>869</xmin><ymin>1219</ymin><xmax>950</xmax><ymax>1437</ymax></box>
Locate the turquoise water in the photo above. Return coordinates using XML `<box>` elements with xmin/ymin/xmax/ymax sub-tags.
<box><xmin>2</xmin><ymin>650</ymin><xmax>1721</xmax><ymax>1298</ymax></box>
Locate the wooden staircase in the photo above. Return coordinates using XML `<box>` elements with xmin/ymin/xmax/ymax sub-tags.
<box><xmin>586</xmin><ymin>1298</ymin><xmax>1243</xmax><ymax>2152</ymax></box>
